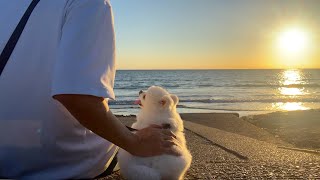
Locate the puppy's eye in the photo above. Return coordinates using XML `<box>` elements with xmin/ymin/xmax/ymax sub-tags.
<box><xmin>143</xmin><ymin>95</ymin><xmax>146</xmax><ymax>99</ymax></box>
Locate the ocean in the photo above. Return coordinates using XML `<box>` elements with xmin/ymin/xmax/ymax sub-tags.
<box><xmin>109</xmin><ymin>69</ymin><xmax>320</xmax><ymax>117</ymax></box>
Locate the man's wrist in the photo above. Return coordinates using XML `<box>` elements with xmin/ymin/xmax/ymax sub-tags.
<box><xmin>122</xmin><ymin>132</ymin><xmax>140</xmax><ymax>155</ymax></box>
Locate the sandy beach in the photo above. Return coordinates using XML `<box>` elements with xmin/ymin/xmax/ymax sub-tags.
<box><xmin>100</xmin><ymin>110</ymin><xmax>320</xmax><ymax>179</ymax></box>
<box><xmin>242</xmin><ymin>109</ymin><xmax>320</xmax><ymax>151</ymax></box>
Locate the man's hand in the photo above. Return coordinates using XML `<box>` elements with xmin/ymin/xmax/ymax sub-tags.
<box><xmin>128</xmin><ymin>124</ymin><xmax>181</xmax><ymax>157</ymax></box>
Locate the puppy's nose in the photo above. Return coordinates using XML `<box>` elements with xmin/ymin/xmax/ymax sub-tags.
<box><xmin>139</xmin><ymin>90</ymin><xmax>144</xmax><ymax>95</ymax></box>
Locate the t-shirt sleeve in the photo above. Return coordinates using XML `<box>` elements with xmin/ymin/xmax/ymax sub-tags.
<box><xmin>51</xmin><ymin>0</ymin><xmax>116</xmax><ymax>100</ymax></box>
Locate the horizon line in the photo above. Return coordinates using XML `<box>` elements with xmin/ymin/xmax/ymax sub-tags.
<box><xmin>117</xmin><ymin>68</ymin><xmax>320</xmax><ymax>71</ymax></box>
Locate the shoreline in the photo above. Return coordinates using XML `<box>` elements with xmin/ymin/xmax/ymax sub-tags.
<box><xmin>113</xmin><ymin>108</ymin><xmax>273</xmax><ymax>117</ymax></box>
<box><xmin>115</xmin><ymin>108</ymin><xmax>320</xmax><ymax>118</ymax></box>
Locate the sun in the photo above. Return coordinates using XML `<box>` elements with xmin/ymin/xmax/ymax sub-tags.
<box><xmin>276</xmin><ymin>27</ymin><xmax>310</xmax><ymax>58</ymax></box>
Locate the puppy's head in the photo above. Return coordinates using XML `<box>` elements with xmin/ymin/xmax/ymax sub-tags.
<box><xmin>135</xmin><ymin>86</ymin><xmax>179</xmax><ymax>111</ymax></box>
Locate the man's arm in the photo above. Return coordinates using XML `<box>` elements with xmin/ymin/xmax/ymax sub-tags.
<box><xmin>53</xmin><ymin>94</ymin><xmax>179</xmax><ymax>157</ymax></box>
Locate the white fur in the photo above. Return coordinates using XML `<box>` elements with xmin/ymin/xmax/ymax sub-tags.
<box><xmin>118</xmin><ymin>86</ymin><xmax>192</xmax><ymax>180</ymax></box>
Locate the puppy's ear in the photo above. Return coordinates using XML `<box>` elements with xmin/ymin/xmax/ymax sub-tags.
<box><xmin>160</xmin><ymin>95</ymin><xmax>174</xmax><ymax>108</ymax></box>
<box><xmin>170</xmin><ymin>94</ymin><xmax>179</xmax><ymax>106</ymax></box>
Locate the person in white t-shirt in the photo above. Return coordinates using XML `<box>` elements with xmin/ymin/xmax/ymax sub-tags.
<box><xmin>0</xmin><ymin>0</ymin><xmax>179</xmax><ymax>179</ymax></box>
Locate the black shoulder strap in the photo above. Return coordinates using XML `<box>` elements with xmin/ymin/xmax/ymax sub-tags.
<box><xmin>126</xmin><ymin>125</ymin><xmax>138</xmax><ymax>132</ymax></box>
<box><xmin>0</xmin><ymin>0</ymin><xmax>40</xmax><ymax>76</ymax></box>
<box><xmin>95</xmin><ymin>126</ymin><xmax>138</xmax><ymax>178</ymax></box>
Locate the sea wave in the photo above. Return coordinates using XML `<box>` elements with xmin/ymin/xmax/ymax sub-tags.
<box><xmin>109</xmin><ymin>97</ymin><xmax>320</xmax><ymax>106</ymax></box>
<box><xmin>109</xmin><ymin>104</ymin><xmax>273</xmax><ymax>112</ymax></box>
<box><xmin>176</xmin><ymin>105</ymin><xmax>270</xmax><ymax>112</ymax></box>
<box><xmin>198</xmin><ymin>83</ymin><xmax>320</xmax><ymax>88</ymax></box>
<box><xmin>113</xmin><ymin>83</ymin><xmax>320</xmax><ymax>90</ymax></box>
<box><xmin>179</xmin><ymin>98</ymin><xmax>320</xmax><ymax>103</ymax></box>
<box><xmin>114</xmin><ymin>84</ymin><xmax>181</xmax><ymax>90</ymax></box>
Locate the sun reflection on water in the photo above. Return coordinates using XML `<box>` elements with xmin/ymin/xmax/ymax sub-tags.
<box><xmin>275</xmin><ymin>69</ymin><xmax>310</xmax><ymax>111</ymax></box>
<box><xmin>278</xmin><ymin>69</ymin><xmax>307</xmax><ymax>96</ymax></box>
<box><xmin>281</xmin><ymin>69</ymin><xmax>302</xmax><ymax>86</ymax></box>
<box><xmin>278</xmin><ymin>87</ymin><xmax>306</xmax><ymax>96</ymax></box>
<box><xmin>272</xmin><ymin>102</ymin><xmax>310</xmax><ymax>111</ymax></box>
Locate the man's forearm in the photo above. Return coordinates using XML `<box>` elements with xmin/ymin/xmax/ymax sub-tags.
<box><xmin>53</xmin><ymin>94</ymin><xmax>137</xmax><ymax>152</ymax></box>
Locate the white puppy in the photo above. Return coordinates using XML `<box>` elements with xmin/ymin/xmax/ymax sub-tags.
<box><xmin>117</xmin><ymin>86</ymin><xmax>192</xmax><ymax>180</ymax></box>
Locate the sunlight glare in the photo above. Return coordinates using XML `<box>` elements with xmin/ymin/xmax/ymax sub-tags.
<box><xmin>279</xmin><ymin>87</ymin><xmax>305</xmax><ymax>96</ymax></box>
<box><xmin>277</xmin><ymin>27</ymin><xmax>309</xmax><ymax>57</ymax></box>
<box><xmin>280</xmin><ymin>69</ymin><xmax>302</xmax><ymax>85</ymax></box>
<box><xmin>279</xmin><ymin>70</ymin><xmax>307</xmax><ymax>96</ymax></box>
<box><xmin>272</xmin><ymin>102</ymin><xmax>309</xmax><ymax>111</ymax></box>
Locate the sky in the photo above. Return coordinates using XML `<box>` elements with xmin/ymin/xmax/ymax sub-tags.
<box><xmin>111</xmin><ymin>0</ymin><xmax>320</xmax><ymax>69</ymax></box>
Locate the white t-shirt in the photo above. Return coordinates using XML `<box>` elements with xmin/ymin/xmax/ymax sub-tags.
<box><xmin>0</xmin><ymin>0</ymin><xmax>116</xmax><ymax>179</ymax></box>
